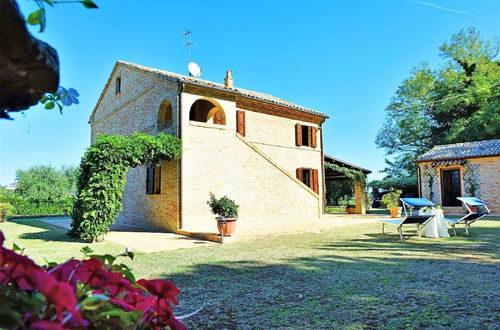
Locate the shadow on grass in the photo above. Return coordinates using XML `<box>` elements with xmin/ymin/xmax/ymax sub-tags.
<box><xmin>164</xmin><ymin>249</ymin><xmax>499</xmax><ymax>329</ymax></box>
<box><xmin>9</xmin><ymin>218</ymin><xmax>87</xmax><ymax>243</ymax></box>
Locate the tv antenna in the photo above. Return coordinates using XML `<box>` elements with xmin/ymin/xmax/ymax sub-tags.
<box><xmin>181</xmin><ymin>30</ymin><xmax>195</xmax><ymax>62</ymax></box>
<box><xmin>181</xmin><ymin>30</ymin><xmax>202</xmax><ymax>77</ymax></box>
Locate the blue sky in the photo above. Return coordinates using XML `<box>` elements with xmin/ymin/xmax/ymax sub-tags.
<box><xmin>1</xmin><ymin>0</ymin><xmax>499</xmax><ymax>185</ymax></box>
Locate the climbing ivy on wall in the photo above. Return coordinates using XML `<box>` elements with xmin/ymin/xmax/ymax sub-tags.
<box><xmin>324</xmin><ymin>163</ymin><xmax>366</xmax><ymax>184</ymax></box>
<box><xmin>69</xmin><ymin>133</ymin><xmax>182</xmax><ymax>241</ymax></box>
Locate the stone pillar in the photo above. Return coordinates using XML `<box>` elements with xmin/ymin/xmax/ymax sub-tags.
<box><xmin>354</xmin><ymin>182</ymin><xmax>366</xmax><ymax>214</ymax></box>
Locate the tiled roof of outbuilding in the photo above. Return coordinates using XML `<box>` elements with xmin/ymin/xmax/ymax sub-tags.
<box><xmin>118</xmin><ymin>61</ymin><xmax>328</xmax><ymax>118</ymax></box>
<box><xmin>416</xmin><ymin>139</ymin><xmax>500</xmax><ymax>162</ymax></box>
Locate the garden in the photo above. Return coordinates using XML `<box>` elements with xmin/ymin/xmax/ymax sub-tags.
<box><xmin>1</xmin><ymin>216</ymin><xmax>499</xmax><ymax>328</ymax></box>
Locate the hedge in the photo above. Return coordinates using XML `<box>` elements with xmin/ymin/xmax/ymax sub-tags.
<box><xmin>0</xmin><ymin>195</ymin><xmax>73</xmax><ymax>216</ymax></box>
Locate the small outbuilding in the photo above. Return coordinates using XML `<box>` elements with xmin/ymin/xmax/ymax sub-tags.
<box><xmin>416</xmin><ymin>139</ymin><xmax>500</xmax><ymax>214</ymax></box>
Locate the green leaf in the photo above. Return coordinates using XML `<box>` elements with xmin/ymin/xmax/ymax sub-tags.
<box><xmin>26</xmin><ymin>9</ymin><xmax>42</xmax><ymax>26</ymax></box>
<box><xmin>81</xmin><ymin>295</ymin><xmax>109</xmax><ymax>310</ymax></box>
<box><xmin>81</xmin><ymin>246</ymin><xmax>94</xmax><ymax>257</ymax></box>
<box><xmin>12</xmin><ymin>243</ymin><xmax>22</xmax><ymax>252</ymax></box>
<box><xmin>40</xmin><ymin>95</ymin><xmax>49</xmax><ymax>103</ymax></box>
<box><xmin>81</xmin><ymin>0</ymin><xmax>99</xmax><ymax>9</ymax></box>
<box><xmin>45</xmin><ymin>101</ymin><xmax>55</xmax><ymax>109</ymax></box>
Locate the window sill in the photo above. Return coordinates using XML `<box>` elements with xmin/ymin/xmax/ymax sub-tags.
<box><xmin>188</xmin><ymin>121</ymin><xmax>228</xmax><ymax>130</ymax></box>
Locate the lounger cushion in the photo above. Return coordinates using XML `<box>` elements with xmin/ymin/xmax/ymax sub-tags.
<box><xmin>401</xmin><ymin>198</ymin><xmax>435</xmax><ymax>207</ymax></box>
<box><xmin>380</xmin><ymin>219</ymin><xmax>403</xmax><ymax>225</ymax></box>
<box><xmin>457</xmin><ymin>197</ymin><xmax>489</xmax><ymax>206</ymax></box>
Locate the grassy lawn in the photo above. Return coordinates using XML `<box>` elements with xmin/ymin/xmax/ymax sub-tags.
<box><xmin>1</xmin><ymin>217</ymin><xmax>499</xmax><ymax>329</ymax></box>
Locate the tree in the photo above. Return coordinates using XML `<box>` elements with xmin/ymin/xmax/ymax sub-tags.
<box><xmin>376</xmin><ymin>27</ymin><xmax>500</xmax><ymax>177</ymax></box>
<box><xmin>15</xmin><ymin>164</ymin><xmax>78</xmax><ymax>201</ymax></box>
<box><xmin>0</xmin><ymin>0</ymin><xmax>97</xmax><ymax>119</ymax></box>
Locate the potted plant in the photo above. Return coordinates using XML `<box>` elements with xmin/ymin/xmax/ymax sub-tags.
<box><xmin>381</xmin><ymin>188</ymin><xmax>402</xmax><ymax>218</ymax></box>
<box><xmin>345</xmin><ymin>198</ymin><xmax>356</xmax><ymax>214</ymax></box>
<box><xmin>207</xmin><ymin>192</ymin><xmax>239</xmax><ymax>236</ymax></box>
<box><xmin>0</xmin><ymin>202</ymin><xmax>15</xmax><ymax>222</ymax></box>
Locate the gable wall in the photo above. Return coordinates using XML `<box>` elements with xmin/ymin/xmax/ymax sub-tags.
<box><xmin>89</xmin><ymin>65</ymin><xmax>181</xmax><ymax>230</ymax></box>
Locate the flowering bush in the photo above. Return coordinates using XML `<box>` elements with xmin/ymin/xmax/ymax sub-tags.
<box><xmin>0</xmin><ymin>230</ymin><xmax>186</xmax><ymax>329</ymax></box>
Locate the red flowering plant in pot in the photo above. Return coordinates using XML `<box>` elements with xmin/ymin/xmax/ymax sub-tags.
<box><xmin>0</xmin><ymin>230</ymin><xmax>189</xmax><ymax>329</ymax></box>
<box><xmin>207</xmin><ymin>192</ymin><xmax>239</xmax><ymax>237</ymax></box>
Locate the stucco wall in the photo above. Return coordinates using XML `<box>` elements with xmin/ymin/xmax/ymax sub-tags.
<box><xmin>180</xmin><ymin>92</ymin><xmax>323</xmax><ymax>235</ymax></box>
<box><xmin>418</xmin><ymin>156</ymin><xmax>500</xmax><ymax>214</ymax></box>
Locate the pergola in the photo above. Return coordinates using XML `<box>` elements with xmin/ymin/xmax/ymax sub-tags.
<box><xmin>324</xmin><ymin>154</ymin><xmax>371</xmax><ymax>214</ymax></box>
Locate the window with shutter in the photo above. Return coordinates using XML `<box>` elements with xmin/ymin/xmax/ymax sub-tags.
<box><xmin>312</xmin><ymin>169</ymin><xmax>319</xmax><ymax>193</ymax></box>
<box><xmin>146</xmin><ymin>165</ymin><xmax>154</xmax><ymax>194</ymax></box>
<box><xmin>214</xmin><ymin>111</ymin><xmax>222</xmax><ymax>125</ymax></box>
<box><xmin>146</xmin><ymin>165</ymin><xmax>161</xmax><ymax>194</ymax></box>
<box><xmin>296</xmin><ymin>168</ymin><xmax>303</xmax><ymax>182</ymax></box>
<box><xmin>153</xmin><ymin>164</ymin><xmax>161</xmax><ymax>194</ymax></box>
<box><xmin>295</xmin><ymin>124</ymin><xmax>302</xmax><ymax>146</ymax></box>
<box><xmin>311</xmin><ymin>127</ymin><xmax>317</xmax><ymax>148</ymax></box>
<box><xmin>236</xmin><ymin>110</ymin><xmax>246</xmax><ymax>136</ymax></box>
<box><xmin>297</xmin><ymin>168</ymin><xmax>319</xmax><ymax>194</ymax></box>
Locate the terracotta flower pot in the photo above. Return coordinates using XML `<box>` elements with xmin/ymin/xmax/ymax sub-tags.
<box><xmin>346</xmin><ymin>206</ymin><xmax>356</xmax><ymax>214</ymax></box>
<box><xmin>216</xmin><ymin>217</ymin><xmax>237</xmax><ymax>236</ymax></box>
<box><xmin>389</xmin><ymin>207</ymin><xmax>402</xmax><ymax>218</ymax></box>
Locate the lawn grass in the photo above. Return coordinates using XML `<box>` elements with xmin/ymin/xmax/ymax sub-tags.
<box><xmin>1</xmin><ymin>217</ymin><xmax>499</xmax><ymax>329</ymax></box>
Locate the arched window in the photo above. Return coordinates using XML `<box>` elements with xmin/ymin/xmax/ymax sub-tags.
<box><xmin>157</xmin><ymin>99</ymin><xmax>173</xmax><ymax>131</ymax></box>
<box><xmin>189</xmin><ymin>98</ymin><xmax>226</xmax><ymax>125</ymax></box>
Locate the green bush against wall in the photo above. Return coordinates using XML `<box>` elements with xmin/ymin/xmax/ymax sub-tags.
<box><xmin>70</xmin><ymin>133</ymin><xmax>182</xmax><ymax>242</ymax></box>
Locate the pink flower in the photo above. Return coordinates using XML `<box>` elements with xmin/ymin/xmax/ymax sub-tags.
<box><xmin>137</xmin><ymin>279</ymin><xmax>180</xmax><ymax>305</ymax></box>
<box><xmin>34</xmin><ymin>271</ymin><xmax>82</xmax><ymax>322</ymax></box>
<box><xmin>30</xmin><ymin>320</ymin><xmax>66</xmax><ymax>330</ymax></box>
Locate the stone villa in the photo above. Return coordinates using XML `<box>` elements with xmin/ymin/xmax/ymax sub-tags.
<box><xmin>89</xmin><ymin>61</ymin><xmax>366</xmax><ymax>237</ymax></box>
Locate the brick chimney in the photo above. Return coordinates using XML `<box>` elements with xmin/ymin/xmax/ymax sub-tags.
<box><xmin>224</xmin><ymin>70</ymin><xmax>233</xmax><ymax>88</ymax></box>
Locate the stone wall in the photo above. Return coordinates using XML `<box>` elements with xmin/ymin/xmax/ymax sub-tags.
<box><xmin>90</xmin><ymin>64</ymin><xmax>180</xmax><ymax>230</ymax></box>
<box><xmin>418</xmin><ymin>156</ymin><xmax>500</xmax><ymax>214</ymax></box>
<box><xmin>90</xmin><ymin>63</ymin><xmax>326</xmax><ymax>235</ymax></box>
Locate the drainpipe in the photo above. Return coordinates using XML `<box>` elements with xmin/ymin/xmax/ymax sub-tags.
<box><xmin>320</xmin><ymin>120</ymin><xmax>326</xmax><ymax>215</ymax></box>
<box><xmin>177</xmin><ymin>82</ymin><xmax>184</xmax><ymax>230</ymax></box>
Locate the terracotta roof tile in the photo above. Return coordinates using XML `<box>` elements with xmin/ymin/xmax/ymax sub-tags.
<box><xmin>416</xmin><ymin>139</ymin><xmax>500</xmax><ymax>162</ymax></box>
<box><xmin>118</xmin><ymin>61</ymin><xmax>328</xmax><ymax>118</ymax></box>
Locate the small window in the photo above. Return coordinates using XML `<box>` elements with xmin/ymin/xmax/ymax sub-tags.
<box><xmin>146</xmin><ymin>164</ymin><xmax>161</xmax><ymax>194</ymax></box>
<box><xmin>115</xmin><ymin>77</ymin><xmax>121</xmax><ymax>94</ymax></box>
<box><xmin>295</xmin><ymin>124</ymin><xmax>317</xmax><ymax>148</ymax></box>
<box><xmin>296</xmin><ymin>168</ymin><xmax>319</xmax><ymax>193</ymax></box>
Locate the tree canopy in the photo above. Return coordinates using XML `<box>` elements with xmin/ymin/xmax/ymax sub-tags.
<box><xmin>15</xmin><ymin>164</ymin><xmax>78</xmax><ymax>201</ymax></box>
<box><xmin>376</xmin><ymin>27</ymin><xmax>500</xmax><ymax>177</ymax></box>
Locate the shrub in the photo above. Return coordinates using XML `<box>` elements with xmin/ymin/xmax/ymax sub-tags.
<box><xmin>369</xmin><ymin>176</ymin><xmax>417</xmax><ymax>196</ymax></box>
<box><xmin>70</xmin><ymin>133</ymin><xmax>182</xmax><ymax>241</ymax></box>
<box><xmin>0</xmin><ymin>230</ymin><xmax>186</xmax><ymax>329</ymax></box>
<box><xmin>207</xmin><ymin>192</ymin><xmax>239</xmax><ymax>218</ymax></box>
<box><xmin>0</xmin><ymin>195</ymin><xmax>73</xmax><ymax>216</ymax></box>
<box><xmin>381</xmin><ymin>188</ymin><xmax>402</xmax><ymax>208</ymax></box>
<box><xmin>0</xmin><ymin>203</ymin><xmax>15</xmax><ymax>221</ymax></box>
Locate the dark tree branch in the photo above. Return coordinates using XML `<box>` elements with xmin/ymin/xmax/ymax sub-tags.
<box><xmin>0</xmin><ymin>0</ymin><xmax>59</xmax><ymax>118</ymax></box>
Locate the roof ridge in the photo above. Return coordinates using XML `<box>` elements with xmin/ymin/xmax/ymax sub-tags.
<box><xmin>432</xmin><ymin>138</ymin><xmax>500</xmax><ymax>149</ymax></box>
<box><xmin>116</xmin><ymin>60</ymin><xmax>328</xmax><ymax>118</ymax></box>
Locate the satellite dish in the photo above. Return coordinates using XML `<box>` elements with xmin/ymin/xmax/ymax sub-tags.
<box><xmin>188</xmin><ymin>62</ymin><xmax>202</xmax><ymax>78</ymax></box>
